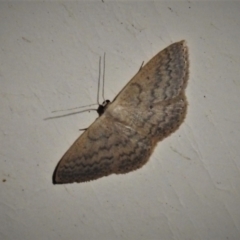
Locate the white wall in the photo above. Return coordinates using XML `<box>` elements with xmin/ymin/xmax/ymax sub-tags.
<box><xmin>1</xmin><ymin>1</ymin><xmax>240</xmax><ymax>240</ymax></box>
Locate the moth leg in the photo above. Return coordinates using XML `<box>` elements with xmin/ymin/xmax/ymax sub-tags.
<box><xmin>79</xmin><ymin>128</ymin><xmax>88</xmax><ymax>131</ymax></box>
<box><xmin>138</xmin><ymin>61</ymin><xmax>144</xmax><ymax>72</ymax></box>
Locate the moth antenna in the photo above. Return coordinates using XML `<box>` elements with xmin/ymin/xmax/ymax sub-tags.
<box><xmin>44</xmin><ymin>109</ymin><xmax>97</xmax><ymax>120</ymax></box>
<box><xmin>51</xmin><ymin>103</ymin><xmax>98</xmax><ymax>113</ymax></box>
<box><xmin>97</xmin><ymin>56</ymin><xmax>101</xmax><ymax>105</ymax></box>
<box><xmin>102</xmin><ymin>52</ymin><xmax>106</xmax><ymax>102</ymax></box>
<box><xmin>46</xmin><ymin>56</ymin><xmax>106</xmax><ymax>121</ymax></box>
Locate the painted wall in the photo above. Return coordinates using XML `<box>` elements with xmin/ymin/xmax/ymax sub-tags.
<box><xmin>1</xmin><ymin>1</ymin><xmax>240</xmax><ymax>240</ymax></box>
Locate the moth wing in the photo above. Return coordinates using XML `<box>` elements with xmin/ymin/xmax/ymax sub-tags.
<box><xmin>53</xmin><ymin>113</ymin><xmax>153</xmax><ymax>184</ymax></box>
<box><xmin>112</xmin><ymin>40</ymin><xmax>188</xmax><ymax>106</ymax></box>
<box><xmin>107</xmin><ymin>40</ymin><xmax>189</xmax><ymax>143</ymax></box>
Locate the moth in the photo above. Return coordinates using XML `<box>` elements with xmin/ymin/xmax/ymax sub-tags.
<box><xmin>53</xmin><ymin>40</ymin><xmax>189</xmax><ymax>184</ymax></box>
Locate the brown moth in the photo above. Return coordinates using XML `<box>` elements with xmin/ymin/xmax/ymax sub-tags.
<box><xmin>53</xmin><ymin>40</ymin><xmax>189</xmax><ymax>184</ymax></box>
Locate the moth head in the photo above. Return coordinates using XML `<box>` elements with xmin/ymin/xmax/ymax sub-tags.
<box><xmin>97</xmin><ymin>100</ymin><xmax>111</xmax><ymax>116</ymax></box>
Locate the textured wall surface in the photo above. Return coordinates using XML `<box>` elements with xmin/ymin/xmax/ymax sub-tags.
<box><xmin>1</xmin><ymin>1</ymin><xmax>240</xmax><ymax>240</ymax></box>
